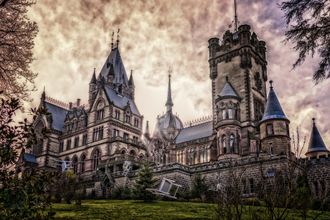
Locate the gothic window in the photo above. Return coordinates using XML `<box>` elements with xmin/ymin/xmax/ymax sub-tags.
<box><xmin>266</xmin><ymin>124</ymin><xmax>274</xmax><ymax>136</ymax></box>
<box><xmin>229</xmin><ymin>134</ymin><xmax>235</xmax><ymax>153</ymax></box>
<box><xmin>125</xmin><ymin>114</ymin><xmax>131</xmax><ymax>124</ymax></box>
<box><xmin>133</xmin><ymin>136</ymin><xmax>138</xmax><ymax>143</ymax></box>
<box><xmin>66</xmin><ymin>139</ymin><xmax>72</xmax><ymax>150</ymax></box>
<box><xmin>93</xmin><ymin>126</ymin><xmax>104</xmax><ymax>141</ymax></box>
<box><xmin>113</xmin><ymin>129</ymin><xmax>119</xmax><ymax>137</ymax></box>
<box><xmin>80</xmin><ymin>154</ymin><xmax>86</xmax><ymax>173</ymax></box>
<box><xmin>72</xmin><ymin>156</ymin><xmax>78</xmax><ymax>174</ymax></box>
<box><xmin>59</xmin><ymin>141</ymin><xmax>64</xmax><ymax>153</ymax></box>
<box><xmin>74</xmin><ymin>136</ymin><xmax>79</xmax><ymax>148</ymax></box>
<box><xmin>200</xmin><ymin>147</ymin><xmax>204</xmax><ymax>163</ymax></box>
<box><xmin>222</xmin><ymin>109</ymin><xmax>228</xmax><ymax>120</ymax></box>
<box><xmin>92</xmin><ymin>149</ymin><xmax>101</xmax><ymax>170</ymax></box>
<box><xmin>114</xmin><ymin>110</ymin><xmax>120</xmax><ymax>120</ymax></box>
<box><xmin>228</xmin><ymin>108</ymin><xmax>234</xmax><ymax>119</ymax></box>
<box><xmin>242</xmin><ymin>178</ymin><xmax>247</xmax><ymax>194</ymax></box>
<box><xmin>134</xmin><ymin>118</ymin><xmax>139</xmax><ymax>127</ymax></box>
<box><xmin>222</xmin><ymin>135</ymin><xmax>227</xmax><ymax>154</ymax></box>
<box><xmin>269</xmin><ymin>143</ymin><xmax>274</xmax><ymax>155</ymax></box>
<box><xmin>254</xmin><ymin>72</ymin><xmax>262</xmax><ymax>90</ymax></box>
<box><xmin>123</xmin><ymin>133</ymin><xmax>129</xmax><ymax>141</ymax></box>
<box><xmin>95</xmin><ymin>101</ymin><xmax>105</xmax><ymax>121</ymax></box>
<box><xmin>82</xmin><ymin>134</ymin><xmax>87</xmax><ymax>145</ymax></box>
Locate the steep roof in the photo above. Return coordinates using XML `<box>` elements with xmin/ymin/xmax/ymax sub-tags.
<box><xmin>261</xmin><ymin>81</ymin><xmax>287</xmax><ymax>122</ymax></box>
<box><xmin>45</xmin><ymin>101</ymin><xmax>68</xmax><ymax>131</ymax></box>
<box><xmin>99</xmin><ymin>48</ymin><xmax>128</xmax><ymax>85</ymax></box>
<box><xmin>175</xmin><ymin>121</ymin><xmax>213</xmax><ymax>144</ymax></box>
<box><xmin>306</xmin><ymin>119</ymin><xmax>329</xmax><ymax>154</ymax></box>
<box><xmin>104</xmin><ymin>85</ymin><xmax>141</xmax><ymax>116</ymax></box>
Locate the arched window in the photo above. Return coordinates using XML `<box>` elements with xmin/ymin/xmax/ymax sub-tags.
<box><xmin>92</xmin><ymin>149</ymin><xmax>101</xmax><ymax>170</ymax></box>
<box><xmin>230</xmin><ymin>134</ymin><xmax>235</xmax><ymax>153</ymax></box>
<box><xmin>222</xmin><ymin>109</ymin><xmax>228</xmax><ymax>120</ymax></box>
<box><xmin>222</xmin><ymin>135</ymin><xmax>227</xmax><ymax>154</ymax></box>
<box><xmin>80</xmin><ymin>154</ymin><xmax>86</xmax><ymax>173</ymax></box>
<box><xmin>95</xmin><ymin>101</ymin><xmax>104</xmax><ymax>121</ymax></box>
<box><xmin>72</xmin><ymin>156</ymin><xmax>78</xmax><ymax>174</ymax></box>
<box><xmin>228</xmin><ymin>108</ymin><xmax>234</xmax><ymax>119</ymax></box>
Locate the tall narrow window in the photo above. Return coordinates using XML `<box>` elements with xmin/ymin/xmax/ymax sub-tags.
<box><xmin>113</xmin><ymin>129</ymin><xmax>119</xmax><ymax>137</ymax></box>
<box><xmin>115</xmin><ymin>110</ymin><xmax>120</xmax><ymax>120</ymax></box>
<box><xmin>249</xmin><ymin>178</ymin><xmax>255</xmax><ymax>193</ymax></box>
<box><xmin>123</xmin><ymin>133</ymin><xmax>129</xmax><ymax>141</ymax></box>
<box><xmin>80</xmin><ymin>154</ymin><xmax>86</xmax><ymax>173</ymax></box>
<box><xmin>229</xmin><ymin>134</ymin><xmax>235</xmax><ymax>153</ymax></box>
<box><xmin>269</xmin><ymin>143</ymin><xmax>274</xmax><ymax>155</ymax></box>
<box><xmin>266</xmin><ymin>124</ymin><xmax>274</xmax><ymax>136</ymax></box>
<box><xmin>92</xmin><ymin>149</ymin><xmax>101</xmax><ymax>170</ymax></box>
<box><xmin>66</xmin><ymin>139</ymin><xmax>71</xmax><ymax>150</ymax></box>
<box><xmin>59</xmin><ymin>141</ymin><xmax>64</xmax><ymax>153</ymax></box>
<box><xmin>125</xmin><ymin>114</ymin><xmax>131</xmax><ymax>123</ymax></box>
<box><xmin>222</xmin><ymin>135</ymin><xmax>227</xmax><ymax>154</ymax></box>
<box><xmin>72</xmin><ymin>156</ymin><xmax>78</xmax><ymax>174</ymax></box>
<box><xmin>74</xmin><ymin>136</ymin><xmax>79</xmax><ymax>148</ymax></box>
<box><xmin>82</xmin><ymin>134</ymin><xmax>87</xmax><ymax>145</ymax></box>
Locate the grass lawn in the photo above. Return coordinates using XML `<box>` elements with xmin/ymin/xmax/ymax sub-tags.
<box><xmin>52</xmin><ymin>200</ymin><xmax>330</xmax><ymax>220</ymax></box>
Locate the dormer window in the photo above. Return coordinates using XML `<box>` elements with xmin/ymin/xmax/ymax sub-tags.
<box><xmin>125</xmin><ymin>114</ymin><xmax>131</xmax><ymax>124</ymax></box>
<box><xmin>114</xmin><ymin>110</ymin><xmax>120</xmax><ymax>120</ymax></box>
<box><xmin>134</xmin><ymin>118</ymin><xmax>139</xmax><ymax>127</ymax></box>
<box><xmin>95</xmin><ymin>101</ymin><xmax>105</xmax><ymax>121</ymax></box>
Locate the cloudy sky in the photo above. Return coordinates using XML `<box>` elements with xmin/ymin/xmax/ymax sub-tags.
<box><xmin>27</xmin><ymin>0</ymin><xmax>330</xmax><ymax>152</ymax></box>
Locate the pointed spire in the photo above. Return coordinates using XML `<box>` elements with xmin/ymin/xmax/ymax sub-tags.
<box><xmin>306</xmin><ymin>118</ymin><xmax>329</xmax><ymax>155</ymax></box>
<box><xmin>111</xmin><ymin>31</ymin><xmax>114</xmax><ymax>50</ymax></box>
<box><xmin>90</xmin><ymin>68</ymin><xmax>97</xmax><ymax>84</ymax></box>
<box><xmin>233</xmin><ymin>0</ymin><xmax>239</xmax><ymax>31</ymax></box>
<box><xmin>128</xmin><ymin>70</ymin><xmax>134</xmax><ymax>86</ymax></box>
<box><xmin>165</xmin><ymin>68</ymin><xmax>173</xmax><ymax>112</ymax></box>
<box><xmin>41</xmin><ymin>86</ymin><xmax>46</xmax><ymax>101</ymax></box>
<box><xmin>144</xmin><ymin>120</ymin><xmax>150</xmax><ymax>138</ymax></box>
<box><xmin>261</xmin><ymin>80</ymin><xmax>288</xmax><ymax>122</ymax></box>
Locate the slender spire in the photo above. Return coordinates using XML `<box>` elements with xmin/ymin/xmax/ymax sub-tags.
<box><xmin>41</xmin><ymin>86</ymin><xmax>46</xmax><ymax>101</ymax></box>
<box><xmin>234</xmin><ymin>0</ymin><xmax>239</xmax><ymax>31</ymax></box>
<box><xmin>165</xmin><ymin>68</ymin><xmax>173</xmax><ymax>112</ymax></box>
<box><xmin>90</xmin><ymin>68</ymin><xmax>97</xmax><ymax>84</ymax></box>
<box><xmin>111</xmin><ymin>31</ymin><xmax>114</xmax><ymax>50</ymax></box>
<box><xmin>144</xmin><ymin>120</ymin><xmax>150</xmax><ymax>138</ymax></box>
<box><xmin>128</xmin><ymin>69</ymin><xmax>134</xmax><ymax>86</ymax></box>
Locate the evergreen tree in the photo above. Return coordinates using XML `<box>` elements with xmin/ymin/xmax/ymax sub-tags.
<box><xmin>134</xmin><ymin>163</ymin><xmax>156</xmax><ymax>202</ymax></box>
<box><xmin>281</xmin><ymin>0</ymin><xmax>330</xmax><ymax>83</ymax></box>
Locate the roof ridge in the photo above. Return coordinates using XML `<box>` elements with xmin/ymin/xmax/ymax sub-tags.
<box><xmin>45</xmin><ymin>96</ymin><xmax>69</xmax><ymax>110</ymax></box>
<box><xmin>183</xmin><ymin>115</ymin><xmax>212</xmax><ymax>128</ymax></box>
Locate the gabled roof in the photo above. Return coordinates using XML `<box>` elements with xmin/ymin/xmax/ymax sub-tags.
<box><xmin>261</xmin><ymin>81</ymin><xmax>287</xmax><ymax>122</ymax></box>
<box><xmin>104</xmin><ymin>85</ymin><xmax>141</xmax><ymax>116</ymax></box>
<box><xmin>219</xmin><ymin>80</ymin><xmax>239</xmax><ymax>99</ymax></box>
<box><xmin>175</xmin><ymin>121</ymin><xmax>213</xmax><ymax>144</ymax></box>
<box><xmin>45</xmin><ymin>101</ymin><xmax>68</xmax><ymax>131</ymax></box>
<box><xmin>99</xmin><ymin>48</ymin><xmax>128</xmax><ymax>85</ymax></box>
<box><xmin>306</xmin><ymin>119</ymin><xmax>329</xmax><ymax>154</ymax></box>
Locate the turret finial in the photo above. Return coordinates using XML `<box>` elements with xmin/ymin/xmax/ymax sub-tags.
<box><xmin>312</xmin><ymin>117</ymin><xmax>316</xmax><ymax>125</ymax></box>
<box><xmin>269</xmin><ymin>80</ymin><xmax>273</xmax><ymax>89</ymax></box>
<box><xmin>116</xmin><ymin>28</ymin><xmax>120</xmax><ymax>48</ymax></box>
<box><xmin>233</xmin><ymin>0</ymin><xmax>239</xmax><ymax>31</ymax></box>
<box><xmin>111</xmin><ymin>31</ymin><xmax>114</xmax><ymax>49</ymax></box>
<box><xmin>226</xmin><ymin>76</ymin><xmax>229</xmax><ymax>82</ymax></box>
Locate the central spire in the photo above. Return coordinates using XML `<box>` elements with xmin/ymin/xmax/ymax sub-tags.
<box><xmin>165</xmin><ymin>68</ymin><xmax>173</xmax><ymax>112</ymax></box>
<box><xmin>233</xmin><ymin>0</ymin><xmax>239</xmax><ymax>31</ymax></box>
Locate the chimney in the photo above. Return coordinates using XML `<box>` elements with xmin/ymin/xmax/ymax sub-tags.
<box><xmin>77</xmin><ymin>98</ymin><xmax>81</xmax><ymax>107</ymax></box>
<box><xmin>69</xmin><ymin>102</ymin><xmax>73</xmax><ymax>110</ymax></box>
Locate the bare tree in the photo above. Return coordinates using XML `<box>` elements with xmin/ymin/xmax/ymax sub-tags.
<box><xmin>291</xmin><ymin>126</ymin><xmax>307</xmax><ymax>159</ymax></box>
<box><xmin>0</xmin><ymin>0</ymin><xmax>38</xmax><ymax>100</ymax></box>
<box><xmin>281</xmin><ymin>0</ymin><xmax>330</xmax><ymax>83</ymax></box>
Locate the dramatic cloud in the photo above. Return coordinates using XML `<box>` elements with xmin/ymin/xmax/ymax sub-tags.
<box><xmin>27</xmin><ymin>0</ymin><xmax>330</xmax><ymax>152</ymax></box>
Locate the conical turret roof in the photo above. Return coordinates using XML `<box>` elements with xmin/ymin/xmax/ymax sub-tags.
<box><xmin>219</xmin><ymin>77</ymin><xmax>239</xmax><ymax>99</ymax></box>
<box><xmin>261</xmin><ymin>80</ymin><xmax>288</xmax><ymax>122</ymax></box>
<box><xmin>306</xmin><ymin>118</ymin><xmax>329</xmax><ymax>154</ymax></box>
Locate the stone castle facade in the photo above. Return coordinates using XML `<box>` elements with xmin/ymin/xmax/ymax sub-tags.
<box><xmin>29</xmin><ymin>21</ymin><xmax>330</xmax><ymax>197</ymax></box>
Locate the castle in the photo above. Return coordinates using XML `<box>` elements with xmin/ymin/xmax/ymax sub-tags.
<box><xmin>28</xmin><ymin>17</ymin><xmax>330</xmax><ymax>198</ymax></box>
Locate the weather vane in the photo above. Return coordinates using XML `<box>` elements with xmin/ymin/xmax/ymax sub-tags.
<box><xmin>229</xmin><ymin>0</ymin><xmax>239</xmax><ymax>31</ymax></box>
